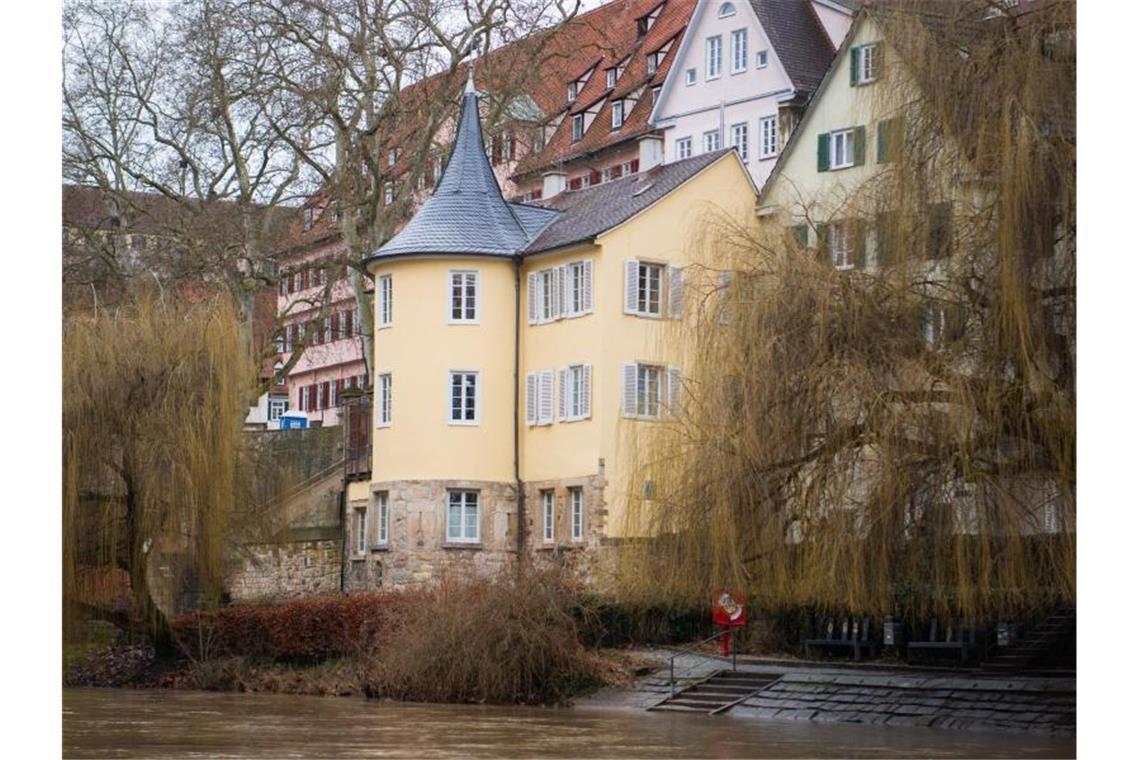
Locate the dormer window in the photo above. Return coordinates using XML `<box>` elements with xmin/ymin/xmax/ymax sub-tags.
<box><xmin>606</xmin><ymin>67</ymin><xmax>617</xmax><ymax>88</ymax></box>
<box><xmin>647</xmin><ymin>53</ymin><xmax>658</xmax><ymax>75</ymax></box>
<box><xmin>571</xmin><ymin>113</ymin><xmax>585</xmax><ymax>142</ymax></box>
<box><xmin>637</xmin><ymin>17</ymin><xmax>649</xmax><ymax>37</ymax></box>
<box><xmin>652</xmin><ymin>86</ymin><xmax>661</xmax><ymax>105</ymax></box>
<box><xmin>388</xmin><ymin>147</ymin><xmax>399</xmax><ymax>166</ymax></box>
<box><xmin>718</xmin><ymin>2</ymin><xmax>737</xmax><ymax>18</ymax></box>
<box><xmin>567</xmin><ymin>81</ymin><xmax>577</xmax><ymax>102</ymax></box>
<box><xmin>611</xmin><ymin>101</ymin><xmax>624</xmax><ymax>130</ymax></box>
<box><xmin>852</xmin><ymin>43</ymin><xmax>881</xmax><ymax>85</ymax></box>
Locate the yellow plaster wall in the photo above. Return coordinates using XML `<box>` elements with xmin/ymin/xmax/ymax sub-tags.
<box><xmin>367</xmin><ymin>256</ymin><xmax>517</xmax><ymax>483</ymax></box>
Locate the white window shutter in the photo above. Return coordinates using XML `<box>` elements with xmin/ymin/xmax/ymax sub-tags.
<box><xmin>667</xmin><ymin>366</ymin><xmax>683</xmax><ymax>417</ymax></box>
<box><xmin>624</xmin><ymin>259</ymin><xmax>639</xmax><ymax>314</ymax></box>
<box><xmin>554</xmin><ymin>266</ymin><xmax>565</xmax><ymax>318</ymax></box>
<box><xmin>557</xmin><ymin>367</ymin><xmax>568</xmax><ymax>421</ymax></box>
<box><xmin>668</xmin><ymin>265</ymin><xmax>685</xmax><ymax>319</ymax></box>
<box><xmin>540</xmin><ymin>369</ymin><xmax>555</xmax><ymax>424</ymax></box>
<box><xmin>527</xmin><ymin>272</ymin><xmax>537</xmax><ymax>324</ymax></box>
<box><xmin>582</xmin><ymin>364</ymin><xmax>592</xmax><ymax>419</ymax></box>
<box><xmin>622</xmin><ymin>362</ymin><xmax>638</xmax><ymax>418</ymax></box>
<box><xmin>525</xmin><ymin>373</ymin><xmax>537</xmax><ymax>425</ymax></box>
<box><xmin>582</xmin><ymin>260</ymin><xmax>594</xmax><ymax>313</ymax></box>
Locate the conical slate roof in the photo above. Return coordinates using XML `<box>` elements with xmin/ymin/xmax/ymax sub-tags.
<box><xmin>368</xmin><ymin>71</ymin><xmax>556</xmax><ymax>260</ymax></box>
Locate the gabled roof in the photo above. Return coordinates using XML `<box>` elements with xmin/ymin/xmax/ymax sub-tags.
<box><xmin>748</xmin><ymin>1</ymin><xmax>837</xmax><ymax>92</ymax></box>
<box><xmin>524</xmin><ymin>150</ymin><xmax>734</xmax><ymax>254</ymax></box>
<box><xmin>368</xmin><ymin>74</ymin><xmax>557</xmax><ymax>260</ymax></box>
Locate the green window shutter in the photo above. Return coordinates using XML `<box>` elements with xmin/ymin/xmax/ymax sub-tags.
<box><xmin>927</xmin><ymin>202</ymin><xmax>952</xmax><ymax>259</ymax></box>
<box><xmin>850</xmin><ymin>47</ymin><xmax>859</xmax><ymax>86</ymax></box>
<box><xmin>876</xmin><ymin>121</ymin><xmax>887</xmax><ymax>163</ymax></box>
<box><xmin>875</xmin><ymin>211</ymin><xmax>896</xmax><ymax>267</ymax></box>
<box><xmin>817</xmin><ymin>133</ymin><xmax>830</xmax><ymax>172</ymax></box>
<box><xmin>878</xmin><ymin>118</ymin><xmax>900</xmax><ymax>163</ymax></box>
<box><xmin>816</xmin><ymin>224</ymin><xmax>831</xmax><ymax>265</ymax></box>
<box><xmin>871</xmin><ymin>43</ymin><xmax>883</xmax><ymax>80</ymax></box>
<box><xmin>853</xmin><ymin>126</ymin><xmax>866</xmax><ymax>166</ymax></box>
<box><xmin>854</xmin><ymin>219</ymin><xmax>867</xmax><ymax>269</ymax></box>
<box><xmin>791</xmin><ymin>224</ymin><xmax>808</xmax><ymax>248</ymax></box>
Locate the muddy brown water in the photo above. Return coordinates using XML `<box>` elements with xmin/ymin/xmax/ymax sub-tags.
<box><xmin>63</xmin><ymin>688</ymin><xmax>1074</xmax><ymax>758</ymax></box>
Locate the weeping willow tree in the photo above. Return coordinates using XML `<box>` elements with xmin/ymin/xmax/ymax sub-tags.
<box><xmin>618</xmin><ymin>0</ymin><xmax>1075</xmax><ymax>622</ymax></box>
<box><xmin>63</xmin><ymin>293</ymin><xmax>255</xmax><ymax>650</ymax></box>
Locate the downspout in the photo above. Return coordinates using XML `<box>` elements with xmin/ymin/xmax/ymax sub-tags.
<box><xmin>513</xmin><ymin>254</ymin><xmax>526</xmax><ymax>567</ymax></box>
<box><xmin>338</xmin><ymin>487</ymin><xmax>346</xmax><ymax>593</ymax></box>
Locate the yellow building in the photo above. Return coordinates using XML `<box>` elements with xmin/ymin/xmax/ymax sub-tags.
<box><xmin>345</xmin><ymin>71</ymin><xmax>759</xmax><ymax>588</ymax></box>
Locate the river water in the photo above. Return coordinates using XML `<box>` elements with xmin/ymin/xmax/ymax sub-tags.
<box><xmin>63</xmin><ymin>688</ymin><xmax>1074</xmax><ymax>758</ymax></box>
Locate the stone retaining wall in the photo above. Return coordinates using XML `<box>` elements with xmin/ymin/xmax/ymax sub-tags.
<box><xmin>227</xmin><ymin>533</ymin><xmax>341</xmax><ymax>602</ymax></box>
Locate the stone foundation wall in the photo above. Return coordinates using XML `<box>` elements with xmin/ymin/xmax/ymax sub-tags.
<box><xmin>227</xmin><ymin>532</ymin><xmax>341</xmax><ymax>602</ymax></box>
<box><xmin>522</xmin><ymin>472</ymin><xmax>616</xmax><ymax>585</ymax></box>
<box><xmin>344</xmin><ymin>479</ymin><xmax>517</xmax><ymax>591</ymax></box>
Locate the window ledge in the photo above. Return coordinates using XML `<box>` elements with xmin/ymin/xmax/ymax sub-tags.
<box><xmin>349</xmin><ymin>555</ymin><xmax>367</xmax><ymax>562</ymax></box>
<box><xmin>442</xmin><ymin>542</ymin><xmax>483</xmax><ymax>550</ymax></box>
<box><xmin>369</xmin><ymin>544</ymin><xmax>390</xmax><ymax>553</ymax></box>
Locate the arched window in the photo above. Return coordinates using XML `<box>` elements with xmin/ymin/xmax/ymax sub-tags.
<box><xmin>718</xmin><ymin>2</ymin><xmax>737</xmax><ymax>18</ymax></box>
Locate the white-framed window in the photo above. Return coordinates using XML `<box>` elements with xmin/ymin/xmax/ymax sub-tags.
<box><xmin>676</xmin><ymin>137</ymin><xmax>693</xmax><ymax>160</ymax></box>
<box><xmin>624</xmin><ymin>260</ymin><xmax>663</xmax><ymax>317</ymax></box>
<box><xmin>268</xmin><ymin>397</ymin><xmax>287</xmax><ymax>421</ymax></box>
<box><xmin>647</xmin><ymin>53</ymin><xmax>658</xmax><ymax>75</ymax></box>
<box><xmin>759</xmin><ymin>115</ymin><xmax>779</xmax><ymax>158</ymax></box>
<box><xmin>831</xmin><ymin>129</ymin><xmax>855</xmax><ymax>169</ymax></box>
<box><xmin>652</xmin><ymin>86</ymin><xmax>661</xmax><ymax>105</ymax></box>
<box><xmin>353</xmin><ymin>506</ymin><xmax>367</xmax><ymax>555</ymax></box>
<box><xmin>377</xmin><ymin>274</ymin><xmax>392</xmax><ymax>327</ymax></box>
<box><xmin>757</xmin><ymin>49</ymin><xmax>769</xmax><ymax>68</ymax></box>
<box><xmin>376</xmin><ymin>492</ymin><xmax>389</xmax><ymax>546</ymax></box>
<box><xmin>606</xmin><ymin>67</ymin><xmax>617</xmax><ymax>88</ymax></box>
<box><xmin>448</xmin><ymin>371</ymin><xmax>478</xmax><ymax>425</ymax></box>
<box><xmin>571</xmin><ymin>113</ymin><xmax>585</xmax><ymax>142</ymax></box>
<box><xmin>718</xmin><ymin>2</ymin><xmax>736</xmax><ymax>18</ymax></box>
<box><xmin>622</xmin><ymin>363</ymin><xmax>682</xmax><ymax>420</ymax></box>
<box><xmin>274</xmin><ymin>360</ymin><xmax>285</xmax><ymax>386</ymax></box>
<box><xmin>829</xmin><ymin>220</ymin><xmax>855</xmax><ymax>270</ymax></box>
<box><xmin>560</xmin><ymin>364</ymin><xmax>592</xmax><ymax>421</ymax></box>
<box><xmin>611</xmin><ymin>101</ymin><xmax>624</xmax><ymax>130</ymax></box>
<box><xmin>323</xmin><ymin>315</ymin><xmax>333</xmax><ymax>343</ymax></box>
<box><xmin>854</xmin><ymin>43</ymin><xmax>879</xmax><ymax>85</ymax></box>
<box><xmin>525</xmin><ymin>369</ymin><xmax>555</xmax><ymax>426</ymax></box>
<box><xmin>542</xmin><ymin>490</ymin><xmax>554</xmax><ymax>543</ymax></box>
<box><xmin>388</xmin><ymin>147</ymin><xmax>399</xmax><ymax>166</ymax></box>
<box><xmin>566</xmin><ymin>82</ymin><xmax>577</xmax><ymax>102</ymax></box>
<box><xmin>570</xmin><ymin>487</ymin><xmax>584</xmax><ymax>541</ymax></box>
<box><xmin>564</xmin><ymin>260</ymin><xmax>593</xmax><ymax>316</ymax></box>
<box><xmin>730</xmin><ymin>122</ymin><xmax>749</xmax><ymax>162</ymax></box>
<box><xmin>685</xmin><ymin>68</ymin><xmax>696</xmax><ymax>86</ymax></box>
<box><xmin>706</xmin><ymin>36</ymin><xmax>722</xmax><ymax>80</ymax></box>
<box><xmin>449</xmin><ymin>270</ymin><xmax>478</xmax><ymax>323</ymax></box>
<box><xmin>703</xmin><ymin>130</ymin><xmax>721</xmax><ymax>153</ymax></box>
<box><xmin>376</xmin><ymin>372</ymin><xmax>392</xmax><ymax>427</ymax></box>
<box><xmin>383</xmin><ymin>182</ymin><xmax>393</xmax><ymax>205</ymax></box>
<box><xmin>446</xmin><ymin>490</ymin><xmax>479</xmax><ymax>543</ymax></box>
<box><xmin>730</xmin><ymin>29</ymin><xmax>748</xmax><ymax>74</ymax></box>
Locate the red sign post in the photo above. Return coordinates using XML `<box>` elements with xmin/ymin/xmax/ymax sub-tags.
<box><xmin>712</xmin><ymin>590</ymin><xmax>747</xmax><ymax>657</ymax></box>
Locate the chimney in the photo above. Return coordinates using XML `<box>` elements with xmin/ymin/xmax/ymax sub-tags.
<box><xmin>542</xmin><ymin>171</ymin><xmax>567</xmax><ymax>199</ymax></box>
<box><xmin>637</xmin><ymin>135</ymin><xmax>664</xmax><ymax>171</ymax></box>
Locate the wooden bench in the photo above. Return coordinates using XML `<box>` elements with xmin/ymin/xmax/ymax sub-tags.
<box><xmin>804</xmin><ymin>616</ymin><xmax>876</xmax><ymax>661</ymax></box>
<box><xmin>907</xmin><ymin>618</ymin><xmax>977</xmax><ymax>666</ymax></box>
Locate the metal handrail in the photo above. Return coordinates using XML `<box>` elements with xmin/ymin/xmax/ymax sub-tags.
<box><xmin>667</xmin><ymin>629</ymin><xmax>737</xmax><ymax>697</ymax></box>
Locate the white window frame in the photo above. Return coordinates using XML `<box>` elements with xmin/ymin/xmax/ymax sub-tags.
<box><xmin>706</xmin><ymin>35</ymin><xmax>722</xmax><ymax>80</ymax></box>
<box><xmin>376</xmin><ymin>372</ymin><xmax>392</xmax><ymax>427</ymax></box>
<box><xmin>375</xmin><ymin>492</ymin><xmax>389</xmax><ymax>546</ymax></box>
<box><xmin>685</xmin><ymin>68</ymin><xmax>697</xmax><ymax>86</ymax></box>
<box><xmin>377</xmin><ymin>274</ymin><xmax>393</xmax><ymax>328</ymax></box>
<box><xmin>570</xmin><ymin>487</ymin><xmax>584</xmax><ymax>542</ymax></box>
<box><xmin>571</xmin><ymin>113</ymin><xmax>585</xmax><ymax>142</ymax></box>
<box><xmin>611</xmin><ymin>101</ymin><xmax>624</xmax><ymax>130</ymax></box>
<box><xmin>830</xmin><ymin>129</ymin><xmax>855</xmax><ymax>169</ymax></box>
<box><xmin>676</xmin><ymin>137</ymin><xmax>692</xmax><ymax>160</ymax></box>
<box><xmin>636</xmin><ymin>261</ymin><xmax>664</xmax><ymax>317</ymax></box>
<box><xmin>448</xmin><ymin>370</ymin><xmax>479</xmax><ymax>425</ymax></box>
<box><xmin>830</xmin><ymin>221</ymin><xmax>855</xmax><ymax>270</ymax></box>
<box><xmin>759</xmin><ymin>115</ymin><xmax>779</xmax><ymax>159</ymax></box>
<box><xmin>268</xmin><ymin>397</ymin><xmax>287</xmax><ymax>421</ymax></box>
<box><xmin>717</xmin><ymin>2</ymin><xmax>737</xmax><ymax>18</ymax></box>
<box><xmin>566</xmin><ymin>82</ymin><xmax>577</xmax><ymax>102</ymax></box>
<box><xmin>563</xmin><ymin>363</ymin><xmax>591</xmax><ymax>421</ymax></box>
<box><xmin>730</xmin><ymin>29</ymin><xmax>748</xmax><ymax>74</ymax></box>
<box><xmin>730</xmin><ymin>122</ymin><xmax>749</xmax><ymax>162</ymax></box>
<box><xmin>756</xmin><ymin>49</ymin><xmax>769</xmax><ymax>69</ymax></box>
<box><xmin>606</xmin><ymin>67</ymin><xmax>617</xmax><ymax>88</ymax></box>
<box><xmin>274</xmin><ymin>360</ymin><xmax>285</xmax><ymax>386</ymax></box>
<box><xmin>353</xmin><ymin>506</ymin><xmax>367</xmax><ymax>556</ymax></box>
<box><xmin>446</xmin><ymin>490</ymin><xmax>480</xmax><ymax>544</ymax></box>
<box><xmin>855</xmin><ymin>44</ymin><xmax>878</xmax><ymax>85</ymax></box>
<box><xmin>646</xmin><ymin>53</ymin><xmax>658</xmax><ymax>75</ymax></box>
<box><xmin>542</xmin><ymin>490</ymin><xmax>554</xmax><ymax>543</ymax></box>
<box><xmin>526</xmin><ymin>368</ymin><xmax>556</xmax><ymax>426</ymax></box>
<box><xmin>622</xmin><ymin>362</ymin><xmax>681</xmax><ymax>420</ymax></box>
<box><xmin>636</xmin><ymin>363</ymin><xmax>663</xmax><ymax>419</ymax></box>
<box><xmin>448</xmin><ymin>269</ymin><xmax>479</xmax><ymax>324</ymax></box>
<box><xmin>703</xmin><ymin>130</ymin><xmax>721</xmax><ymax>153</ymax></box>
<box><xmin>383</xmin><ymin>182</ymin><xmax>393</xmax><ymax>205</ymax></box>
<box><xmin>564</xmin><ymin>260</ymin><xmax>593</xmax><ymax>317</ymax></box>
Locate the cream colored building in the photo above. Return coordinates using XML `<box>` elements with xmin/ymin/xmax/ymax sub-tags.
<box><xmin>344</xmin><ymin>72</ymin><xmax>759</xmax><ymax>589</ymax></box>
